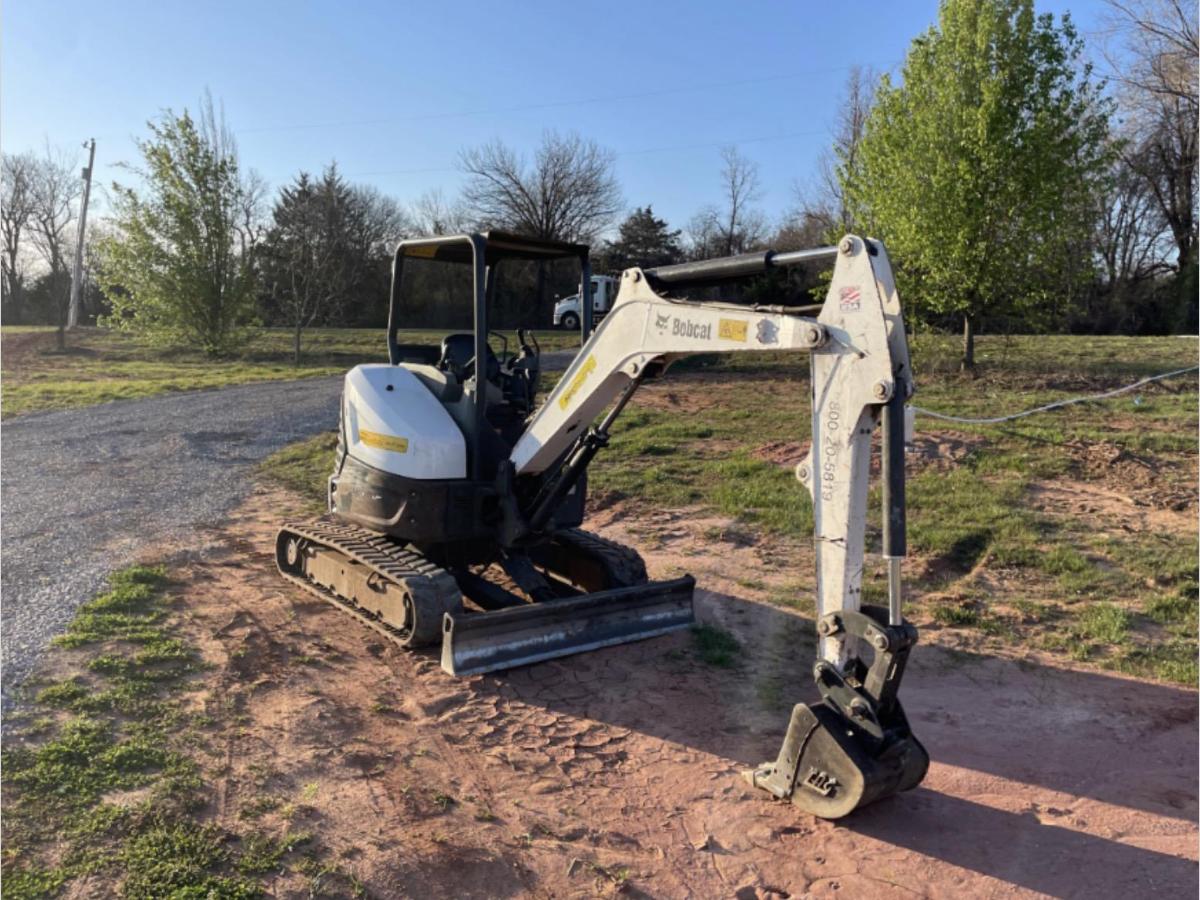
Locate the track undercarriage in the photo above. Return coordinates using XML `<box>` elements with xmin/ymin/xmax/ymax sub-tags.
<box><xmin>275</xmin><ymin>521</ymin><xmax>694</xmax><ymax>675</ymax></box>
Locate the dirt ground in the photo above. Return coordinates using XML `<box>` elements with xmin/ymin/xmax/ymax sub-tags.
<box><xmin>154</xmin><ymin>484</ymin><xmax>1198</xmax><ymax>899</ymax></box>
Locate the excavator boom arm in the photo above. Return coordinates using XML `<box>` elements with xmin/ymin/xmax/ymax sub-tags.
<box><xmin>513</xmin><ymin>235</ymin><xmax>928</xmax><ymax>818</ymax></box>
<box><xmin>513</xmin><ymin>235</ymin><xmax>911</xmax><ymax>668</ymax></box>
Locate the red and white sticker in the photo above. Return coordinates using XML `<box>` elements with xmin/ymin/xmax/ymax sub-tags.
<box><xmin>839</xmin><ymin>286</ymin><xmax>861</xmax><ymax>311</ymax></box>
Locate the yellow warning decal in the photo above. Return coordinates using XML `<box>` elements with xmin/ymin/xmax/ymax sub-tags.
<box><xmin>558</xmin><ymin>354</ymin><xmax>597</xmax><ymax>410</ymax></box>
<box><xmin>360</xmin><ymin>429</ymin><xmax>409</xmax><ymax>453</ymax></box>
<box><xmin>403</xmin><ymin>244</ymin><xmax>438</xmax><ymax>258</ymax></box>
<box><xmin>718</xmin><ymin>318</ymin><xmax>748</xmax><ymax>342</ymax></box>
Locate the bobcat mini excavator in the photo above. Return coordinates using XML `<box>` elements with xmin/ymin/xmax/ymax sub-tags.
<box><xmin>276</xmin><ymin>231</ymin><xmax>927</xmax><ymax>818</ymax></box>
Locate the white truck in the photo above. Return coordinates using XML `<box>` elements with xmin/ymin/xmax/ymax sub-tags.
<box><xmin>552</xmin><ymin>275</ymin><xmax>619</xmax><ymax>330</ymax></box>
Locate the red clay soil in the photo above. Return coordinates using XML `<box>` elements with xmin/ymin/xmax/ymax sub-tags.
<box><xmin>168</xmin><ymin>487</ymin><xmax>1197</xmax><ymax>899</ymax></box>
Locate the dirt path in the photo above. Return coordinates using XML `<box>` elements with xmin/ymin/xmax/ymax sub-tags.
<box><xmin>169</xmin><ymin>487</ymin><xmax>1197</xmax><ymax>899</ymax></box>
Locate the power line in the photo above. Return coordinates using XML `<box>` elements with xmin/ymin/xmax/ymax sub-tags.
<box><xmin>238</xmin><ymin>62</ymin><xmax>897</xmax><ymax>136</ymax></box>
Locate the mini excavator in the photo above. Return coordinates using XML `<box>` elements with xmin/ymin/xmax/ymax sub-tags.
<box><xmin>276</xmin><ymin>231</ymin><xmax>928</xmax><ymax>817</ymax></box>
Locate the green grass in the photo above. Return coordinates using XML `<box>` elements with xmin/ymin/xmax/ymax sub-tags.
<box><xmin>1</xmin><ymin>325</ymin><xmax>580</xmax><ymax>418</ymax></box>
<box><xmin>690</xmin><ymin>625</ymin><xmax>742</xmax><ymax>667</ymax></box>
<box><xmin>0</xmin><ymin>565</ymin><xmax>358</xmax><ymax>898</ymax></box>
<box><xmin>601</xmin><ymin>336</ymin><xmax>1197</xmax><ymax>684</ymax></box>
<box><xmin>258</xmin><ymin>431</ymin><xmax>340</xmax><ymax>509</ymax></box>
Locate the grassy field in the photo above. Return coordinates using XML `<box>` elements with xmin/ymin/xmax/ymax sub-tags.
<box><xmin>0</xmin><ymin>326</ymin><xmax>579</xmax><ymax>418</ymax></box>
<box><xmin>263</xmin><ymin>334</ymin><xmax>1199</xmax><ymax>684</ymax></box>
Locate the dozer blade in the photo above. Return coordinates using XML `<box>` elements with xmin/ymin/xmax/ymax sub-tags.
<box><xmin>442</xmin><ymin>575</ymin><xmax>695</xmax><ymax>676</ymax></box>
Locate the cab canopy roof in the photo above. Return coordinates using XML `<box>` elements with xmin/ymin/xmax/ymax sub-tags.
<box><xmin>397</xmin><ymin>231</ymin><xmax>589</xmax><ymax>266</ymax></box>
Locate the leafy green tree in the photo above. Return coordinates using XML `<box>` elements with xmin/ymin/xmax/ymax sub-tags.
<box><xmin>844</xmin><ymin>0</ymin><xmax>1113</xmax><ymax>367</ymax></box>
<box><xmin>98</xmin><ymin>110</ymin><xmax>257</xmax><ymax>355</ymax></box>
<box><xmin>600</xmin><ymin>206</ymin><xmax>683</xmax><ymax>272</ymax></box>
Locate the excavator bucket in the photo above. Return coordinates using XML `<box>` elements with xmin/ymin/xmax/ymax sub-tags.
<box><xmin>747</xmin><ymin>699</ymin><xmax>929</xmax><ymax>819</ymax></box>
<box><xmin>746</xmin><ymin>607</ymin><xmax>928</xmax><ymax>818</ymax></box>
<box><xmin>442</xmin><ymin>576</ymin><xmax>695</xmax><ymax>676</ymax></box>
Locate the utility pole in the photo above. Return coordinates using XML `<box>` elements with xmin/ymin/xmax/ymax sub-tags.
<box><xmin>67</xmin><ymin>138</ymin><xmax>96</xmax><ymax>330</ymax></box>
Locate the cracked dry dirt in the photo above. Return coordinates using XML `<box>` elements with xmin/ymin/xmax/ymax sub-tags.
<box><xmin>167</xmin><ymin>486</ymin><xmax>1196</xmax><ymax>899</ymax></box>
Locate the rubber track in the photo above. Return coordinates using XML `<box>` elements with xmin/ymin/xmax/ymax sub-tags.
<box><xmin>277</xmin><ymin>518</ymin><xmax>461</xmax><ymax>647</ymax></box>
<box><xmin>556</xmin><ymin>528</ymin><xmax>649</xmax><ymax>587</ymax></box>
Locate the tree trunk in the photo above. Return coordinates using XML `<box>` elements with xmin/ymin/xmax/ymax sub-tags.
<box><xmin>535</xmin><ymin>262</ymin><xmax>547</xmax><ymax>323</ymax></box>
<box><xmin>961</xmin><ymin>314</ymin><xmax>975</xmax><ymax>372</ymax></box>
<box><xmin>56</xmin><ymin>284</ymin><xmax>67</xmax><ymax>350</ymax></box>
<box><xmin>293</xmin><ymin>322</ymin><xmax>303</xmax><ymax>365</ymax></box>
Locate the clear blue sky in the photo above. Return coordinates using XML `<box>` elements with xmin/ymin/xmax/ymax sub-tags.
<box><xmin>2</xmin><ymin>0</ymin><xmax>1113</xmax><ymax>233</ymax></box>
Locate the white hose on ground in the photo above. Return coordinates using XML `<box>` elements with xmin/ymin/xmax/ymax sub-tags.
<box><xmin>909</xmin><ymin>365</ymin><xmax>1199</xmax><ymax>426</ymax></box>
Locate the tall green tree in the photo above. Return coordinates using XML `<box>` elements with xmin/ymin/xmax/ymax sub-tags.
<box><xmin>600</xmin><ymin>206</ymin><xmax>682</xmax><ymax>271</ymax></box>
<box><xmin>844</xmin><ymin>0</ymin><xmax>1112</xmax><ymax>367</ymax></box>
<box><xmin>98</xmin><ymin>110</ymin><xmax>256</xmax><ymax>355</ymax></box>
<box><xmin>261</xmin><ymin>165</ymin><xmax>407</xmax><ymax>361</ymax></box>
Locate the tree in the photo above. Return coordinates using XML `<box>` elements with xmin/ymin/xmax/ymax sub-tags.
<box><xmin>717</xmin><ymin>146</ymin><xmax>765</xmax><ymax>256</ymax></box>
<box><xmin>28</xmin><ymin>146</ymin><xmax>81</xmax><ymax>348</ymax></box>
<box><xmin>195</xmin><ymin>90</ymin><xmax>271</xmax><ymax>295</ymax></box>
<box><xmin>97</xmin><ymin>109</ymin><xmax>257</xmax><ymax>355</ymax></box>
<box><xmin>460</xmin><ymin>131</ymin><xmax>620</xmax><ymax>308</ymax></box>
<box><xmin>459</xmin><ymin>131</ymin><xmax>620</xmax><ymax>242</ymax></box>
<box><xmin>796</xmin><ymin>66</ymin><xmax>878</xmax><ymax>241</ymax></box>
<box><xmin>844</xmin><ymin>0</ymin><xmax>1113</xmax><ymax>368</ymax></box>
<box><xmin>1101</xmin><ymin>1</ymin><xmax>1197</xmax><ymax>280</ymax></box>
<box><xmin>1</xmin><ymin>151</ymin><xmax>36</xmax><ymax>324</ymax></box>
<box><xmin>411</xmin><ymin>188</ymin><xmax>471</xmax><ymax>236</ymax></box>
<box><xmin>600</xmin><ymin>206</ymin><xmax>682</xmax><ymax>271</ymax></box>
<box><xmin>261</xmin><ymin>165</ymin><xmax>408</xmax><ymax>359</ymax></box>
<box><xmin>686</xmin><ymin>147</ymin><xmax>768</xmax><ymax>260</ymax></box>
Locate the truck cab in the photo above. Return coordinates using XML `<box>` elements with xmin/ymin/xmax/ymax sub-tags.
<box><xmin>552</xmin><ymin>275</ymin><xmax>618</xmax><ymax>330</ymax></box>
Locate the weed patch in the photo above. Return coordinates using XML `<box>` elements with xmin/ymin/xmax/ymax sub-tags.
<box><xmin>691</xmin><ymin>625</ymin><xmax>742</xmax><ymax>667</ymax></box>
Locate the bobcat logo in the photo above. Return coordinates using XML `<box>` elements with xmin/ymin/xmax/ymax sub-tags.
<box><xmin>654</xmin><ymin>312</ymin><xmax>671</xmax><ymax>331</ymax></box>
<box><xmin>756</xmin><ymin>318</ymin><xmax>779</xmax><ymax>345</ymax></box>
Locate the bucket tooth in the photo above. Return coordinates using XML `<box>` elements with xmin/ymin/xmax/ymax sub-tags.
<box><xmin>442</xmin><ymin>575</ymin><xmax>695</xmax><ymax>676</ymax></box>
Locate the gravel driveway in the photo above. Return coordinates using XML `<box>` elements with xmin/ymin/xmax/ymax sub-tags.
<box><xmin>1</xmin><ymin>350</ymin><xmax>579</xmax><ymax>702</ymax></box>
<box><xmin>1</xmin><ymin>376</ymin><xmax>343</xmax><ymax>701</ymax></box>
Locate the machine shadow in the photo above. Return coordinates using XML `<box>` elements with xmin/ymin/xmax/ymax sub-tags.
<box><xmin>852</xmin><ymin>788</ymin><xmax>1199</xmax><ymax>897</ymax></box>
<box><xmin>476</xmin><ymin>588</ymin><xmax>1198</xmax><ymax>825</ymax></box>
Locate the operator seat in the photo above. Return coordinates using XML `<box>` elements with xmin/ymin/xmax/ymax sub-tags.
<box><xmin>438</xmin><ymin>333</ymin><xmax>500</xmax><ymax>385</ymax></box>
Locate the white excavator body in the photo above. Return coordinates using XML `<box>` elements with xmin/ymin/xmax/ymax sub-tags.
<box><xmin>276</xmin><ymin>231</ymin><xmax>927</xmax><ymax>818</ymax></box>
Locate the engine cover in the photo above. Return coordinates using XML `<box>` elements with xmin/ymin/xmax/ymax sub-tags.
<box><xmin>343</xmin><ymin>364</ymin><xmax>467</xmax><ymax>479</ymax></box>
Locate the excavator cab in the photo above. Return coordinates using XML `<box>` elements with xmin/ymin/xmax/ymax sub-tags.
<box><xmin>388</xmin><ymin>231</ymin><xmax>592</xmax><ymax>447</ymax></box>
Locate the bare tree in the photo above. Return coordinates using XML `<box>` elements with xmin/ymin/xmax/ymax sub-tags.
<box><xmin>1</xmin><ymin>151</ymin><xmax>37</xmax><ymax>323</ymax></box>
<box><xmin>412</xmin><ymin>188</ymin><xmax>471</xmax><ymax>236</ymax></box>
<box><xmin>1102</xmin><ymin>0</ymin><xmax>1198</xmax><ymax>270</ymax></box>
<box><xmin>1095</xmin><ymin>146</ymin><xmax>1172</xmax><ymax>286</ymax></box>
<box><xmin>354</xmin><ymin>184</ymin><xmax>412</xmax><ymax>252</ymax></box>
<box><xmin>459</xmin><ymin>131</ymin><xmax>621</xmax><ymax>242</ymax></box>
<box><xmin>199</xmin><ymin>90</ymin><xmax>270</xmax><ymax>263</ymax></box>
<box><xmin>28</xmin><ymin>146</ymin><xmax>81</xmax><ymax>348</ymax></box>
<box><xmin>789</xmin><ymin>66</ymin><xmax>878</xmax><ymax>244</ymax></box>
<box><xmin>717</xmin><ymin>145</ymin><xmax>764</xmax><ymax>256</ymax></box>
